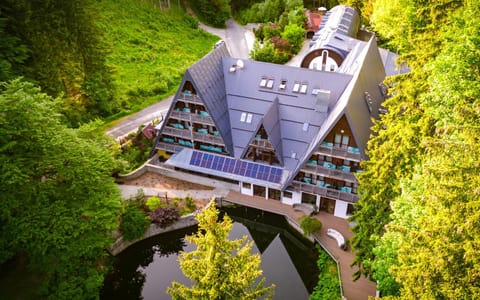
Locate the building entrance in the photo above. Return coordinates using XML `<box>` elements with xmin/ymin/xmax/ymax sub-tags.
<box><xmin>320</xmin><ymin>197</ymin><xmax>336</xmax><ymax>214</ymax></box>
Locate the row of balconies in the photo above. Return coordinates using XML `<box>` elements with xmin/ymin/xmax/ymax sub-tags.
<box><xmin>162</xmin><ymin>127</ymin><xmax>224</xmax><ymax>146</ymax></box>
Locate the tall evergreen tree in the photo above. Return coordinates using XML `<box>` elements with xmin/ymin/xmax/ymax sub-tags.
<box><xmin>168</xmin><ymin>203</ymin><xmax>275</xmax><ymax>299</ymax></box>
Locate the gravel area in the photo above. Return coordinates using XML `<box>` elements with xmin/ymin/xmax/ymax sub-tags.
<box><xmin>121</xmin><ymin>172</ymin><xmax>214</xmax><ymax>191</ymax></box>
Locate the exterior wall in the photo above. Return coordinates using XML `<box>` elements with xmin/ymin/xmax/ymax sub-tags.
<box><xmin>282</xmin><ymin>190</ymin><xmax>301</xmax><ymax>205</ymax></box>
<box><xmin>240</xmin><ymin>182</ymin><xmax>254</xmax><ymax>196</ymax></box>
<box><xmin>334</xmin><ymin>200</ymin><xmax>349</xmax><ymax>219</ymax></box>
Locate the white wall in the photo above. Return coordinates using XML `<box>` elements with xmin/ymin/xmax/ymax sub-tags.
<box><xmin>282</xmin><ymin>190</ymin><xmax>301</xmax><ymax>205</ymax></box>
<box><xmin>334</xmin><ymin>200</ymin><xmax>349</xmax><ymax>219</ymax></box>
<box><xmin>240</xmin><ymin>182</ymin><xmax>253</xmax><ymax>196</ymax></box>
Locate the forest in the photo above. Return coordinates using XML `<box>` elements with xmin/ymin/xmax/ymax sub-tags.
<box><xmin>1</xmin><ymin>0</ymin><xmax>479</xmax><ymax>299</ymax></box>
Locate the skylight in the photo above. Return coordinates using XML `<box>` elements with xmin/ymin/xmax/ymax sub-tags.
<box><xmin>300</xmin><ymin>84</ymin><xmax>308</xmax><ymax>94</ymax></box>
<box><xmin>266</xmin><ymin>79</ymin><xmax>274</xmax><ymax>89</ymax></box>
<box><xmin>246</xmin><ymin>113</ymin><xmax>253</xmax><ymax>123</ymax></box>
<box><xmin>259</xmin><ymin>78</ymin><xmax>267</xmax><ymax>87</ymax></box>
<box><xmin>293</xmin><ymin>82</ymin><xmax>300</xmax><ymax>93</ymax></box>
<box><xmin>279</xmin><ymin>80</ymin><xmax>287</xmax><ymax>90</ymax></box>
<box><xmin>302</xmin><ymin>122</ymin><xmax>309</xmax><ymax>131</ymax></box>
<box><xmin>240</xmin><ymin>112</ymin><xmax>247</xmax><ymax>122</ymax></box>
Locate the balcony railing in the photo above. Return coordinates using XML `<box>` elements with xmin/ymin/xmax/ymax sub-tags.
<box><xmin>315</xmin><ymin>143</ymin><xmax>362</xmax><ymax>162</ymax></box>
<box><xmin>250</xmin><ymin>138</ymin><xmax>274</xmax><ymax>150</ymax></box>
<box><xmin>291</xmin><ymin>181</ymin><xmax>359</xmax><ymax>203</ymax></box>
<box><xmin>178</xmin><ymin>94</ymin><xmax>203</xmax><ymax>104</ymax></box>
<box><xmin>170</xmin><ymin>110</ymin><xmax>214</xmax><ymax>126</ymax></box>
<box><xmin>192</xmin><ymin>132</ymin><xmax>224</xmax><ymax>145</ymax></box>
<box><xmin>163</xmin><ymin>127</ymin><xmax>192</xmax><ymax>139</ymax></box>
<box><xmin>301</xmin><ymin>163</ymin><xmax>357</xmax><ymax>183</ymax></box>
<box><xmin>155</xmin><ymin>141</ymin><xmax>181</xmax><ymax>152</ymax></box>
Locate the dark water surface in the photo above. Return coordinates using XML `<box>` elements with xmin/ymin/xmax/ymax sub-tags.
<box><xmin>101</xmin><ymin>206</ymin><xmax>319</xmax><ymax>300</ymax></box>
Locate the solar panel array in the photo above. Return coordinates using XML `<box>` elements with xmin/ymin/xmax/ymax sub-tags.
<box><xmin>190</xmin><ymin>151</ymin><xmax>282</xmax><ymax>184</ymax></box>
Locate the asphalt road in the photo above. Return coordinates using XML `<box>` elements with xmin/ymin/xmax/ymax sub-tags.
<box><xmin>106</xmin><ymin>19</ymin><xmax>251</xmax><ymax>139</ymax></box>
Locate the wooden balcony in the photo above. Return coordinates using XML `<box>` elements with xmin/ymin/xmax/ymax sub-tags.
<box><xmin>170</xmin><ymin>110</ymin><xmax>215</xmax><ymax>126</ymax></box>
<box><xmin>315</xmin><ymin>144</ymin><xmax>362</xmax><ymax>162</ymax></box>
<box><xmin>178</xmin><ymin>94</ymin><xmax>203</xmax><ymax>105</ymax></box>
<box><xmin>301</xmin><ymin>163</ymin><xmax>357</xmax><ymax>183</ymax></box>
<box><xmin>291</xmin><ymin>181</ymin><xmax>359</xmax><ymax>203</ymax></box>
<box><xmin>192</xmin><ymin>132</ymin><xmax>224</xmax><ymax>146</ymax></box>
<box><xmin>155</xmin><ymin>141</ymin><xmax>181</xmax><ymax>152</ymax></box>
<box><xmin>250</xmin><ymin>138</ymin><xmax>274</xmax><ymax>151</ymax></box>
<box><xmin>163</xmin><ymin>127</ymin><xmax>192</xmax><ymax>139</ymax></box>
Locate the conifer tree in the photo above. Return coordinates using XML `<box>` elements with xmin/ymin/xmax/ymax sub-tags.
<box><xmin>168</xmin><ymin>203</ymin><xmax>275</xmax><ymax>300</ymax></box>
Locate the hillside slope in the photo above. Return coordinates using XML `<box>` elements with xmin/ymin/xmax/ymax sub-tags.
<box><xmin>96</xmin><ymin>0</ymin><xmax>219</xmax><ymax>116</ymax></box>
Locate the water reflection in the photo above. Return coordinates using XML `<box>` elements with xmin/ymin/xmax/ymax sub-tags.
<box><xmin>101</xmin><ymin>207</ymin><xmax>319</xmax><ymax>300</ymax></box>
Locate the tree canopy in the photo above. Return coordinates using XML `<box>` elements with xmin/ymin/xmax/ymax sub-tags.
<box><xmin>0</xmin><ymin>79</ymin><xmax>122</xmax><ymax>298</ymax></box>
<box><xmin>168</xmin><ymin>203</ymin><xmax>275</xmax><ymax>299</ymax></box>
<box><xmin>350</xmin><ymin>0</ymin><xmax>480</xmax><ymax>298</ymax></box>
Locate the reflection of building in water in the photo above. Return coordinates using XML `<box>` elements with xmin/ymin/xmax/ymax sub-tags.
<box><xmin>152</xmin><ymin>5</ymin><xmax>409</xmax><ymax>219</ymax></box>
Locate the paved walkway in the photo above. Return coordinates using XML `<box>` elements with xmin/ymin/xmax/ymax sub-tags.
<box><xmin>222</xmin><ymin>191</ymin><xmax>376</xmax><ymax>300</ymax></box>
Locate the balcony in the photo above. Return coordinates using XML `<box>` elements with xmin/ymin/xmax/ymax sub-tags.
<box><xmin>301</xmin><ymin>162</ymin><xmax>357</xmax><ymax>183</ymax></box>
<box><xmin>170</xmin><ymin>110</ymin><xmax>215</xmax><ymax>126</ymax></box>
<box><xmin>316</xmin><ymin>142</ymin><xmax>362</xmax><ymax>162</ymax></box>
<box><xmin>291</xmin><ymin>181</ymin><xmax>359</xmax><ymax>203</ymax></box>
<box><xmin>155</xmin><ymin>141</ymin><xmax>181</xmax><ymax>153</ymax></box>
<box><xmin>250</xmin><ymin>138</ymin><xmax>274</xmax><ymax>151</ymax></box>
<box><xmin>178</xmin><ymin>93</ymin><xmax>203</xmax><ymax>105</ymax></box>
<box><xmin>192</xmin><ymin>131</ymin><xmax>224</xmax><ymax>145</ymax></box>
<box><xmin>163</xmin><ymin>126</ymin><xmax>192</xmax><ymax>139</ymax></box>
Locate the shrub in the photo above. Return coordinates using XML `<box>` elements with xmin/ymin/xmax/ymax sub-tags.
<box><xmin>120</xmin><ymin>207</ymin><xmax>150</xmax><ymax>241</ymax></box>
<box><xmin>185</xmin><ymin>196</ymin><xmax>197</xmax><ymax>213</ymax></box>
<box><xmin>310</xmin><ymin>245</ymin><xmax>341</xmax><ymax>300</ymax></box>
<box><xmin>146</xmin><ymin>196</ymin><xmax>162</xmax><ymax>211</ymax></box>
<box><xmin>149</xmin><ymin>206</ymin><xmax>180</xmax><ymax>228</ymax></box>
<box><xmin>299</xmin><ymin>216</ymin><xmax>322</xmax><ymax>236</ymax></box>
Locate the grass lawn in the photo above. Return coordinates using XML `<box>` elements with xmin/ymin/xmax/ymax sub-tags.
<box><xmin>95</xmin><ymin>0</ymin><xmax>219</xmax><ymax>117</ymax></box>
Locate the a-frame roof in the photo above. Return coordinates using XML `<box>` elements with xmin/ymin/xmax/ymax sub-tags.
<box><xmin>185</xmin><ymin>43</ymin><xmax>233</xmax><ymax>154</ymax></box>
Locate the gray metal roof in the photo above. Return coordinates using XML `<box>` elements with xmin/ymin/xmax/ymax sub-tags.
<box><xmin>222</xmin><ymin>57</ymin><xmax>353</xmax><ymax>174</ymax></box>
<box><xmin>305</xmin><ymin>5</ymin><xmax>361</xmax><ymax>62</ymax></box>
<box><xmin>186</xmin><ymin>43</ymin><xmax>233</xmax><ymax>153</ymax></box>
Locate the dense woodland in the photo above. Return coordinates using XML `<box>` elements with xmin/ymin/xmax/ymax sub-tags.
<box><xmin>346</xmin><ymin>0</ymin><xmax>480</xmax><ymax>298</ymax></box>
<box><xmin>1</xmin><ymin>0</ymin><xmax>479</xmax><ymax>299</ymax></box>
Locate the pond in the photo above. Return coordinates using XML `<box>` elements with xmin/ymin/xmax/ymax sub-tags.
<box><xmin>101</xmin><ymin>206</ymin><xmax>320</xmax><ymax>300</ymax></box>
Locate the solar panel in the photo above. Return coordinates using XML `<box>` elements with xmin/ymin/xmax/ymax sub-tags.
<box><xmin>189</xmin><ymin>151</ymin><xmax>282</xmax><ymax>184</ymax></box>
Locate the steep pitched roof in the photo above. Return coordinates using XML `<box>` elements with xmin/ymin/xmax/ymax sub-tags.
<box><xmin>185</xmin><ymin>43</ymin><xmax>233</xmax><ymax>153</ymax></box>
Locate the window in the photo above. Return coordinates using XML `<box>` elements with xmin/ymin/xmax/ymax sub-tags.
<box><xmin>266</xmin><ymin>79</ymin><xmax>274</xmax><ymax>89</ymax></box>
<box><xmin>300</xmin><ymin>84</ymin><xmax>308</xmax><ymax>94</ymax></box>
<box><xmin>293</xmin><ymin>82</ymin><xmax>300</xmax><ymax>93</ymax></box>
<box><xmin>302</xmin><ymin>122</ymin><xmax>309</xmax><ymax>131</ymax></box>
<box><xmin>279</xmin><ymin>80</ymin><xmax>287</xmax><ymax>90</ymax></box>
<box><xmin>246</xmin><ymin>113</ymin><xmax>253</xmax><ymax>123</ymax></box>
<box><xmin>260</xmin><ymin>78</ymin><xmax>267</xmax><ymax>87</ymax></box>
<box><xmin>240</xmin><ymin>112</ymin><xmax>247</xmax><ymax>122</ymax></box>
<box><xmin>242</xmin><ymin>182</ymin><xmax>251</xmax><ymax>189</ymax></box>
<box><xmin>283</xmin><ymin>191</ymin><xmax>292</xmax><ymax>198</ymax></box>
<box><xmin>344</xmin><ymin>160</ymin><xmax>351</xmax><ymax>166</ymax></box>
